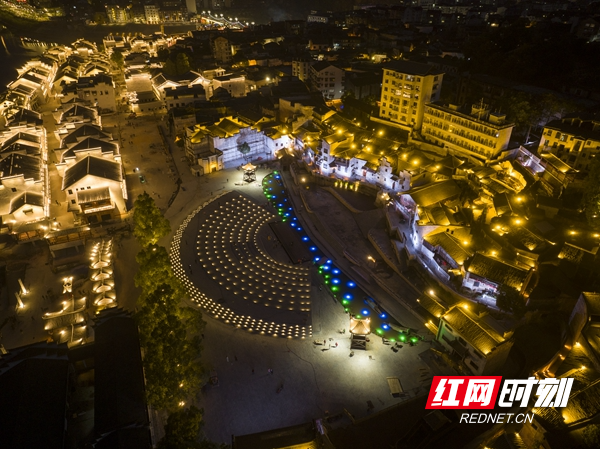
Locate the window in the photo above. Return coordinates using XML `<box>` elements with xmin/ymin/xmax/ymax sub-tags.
<box><xmin>469</xmin><ymin>360</ymin><xmax>479</xmax><ymax>370</ymax></box>
<box><xmin>68</xmin><ymin>189</ymin><xmax>73</xmax><ymax>195</ymax></box>
<box><xmin>458</xmin><ymin>337</ymin><xmax>467</xmax><ymax>346</ymax></box>
<box><xmin>71</xmin><ymin>199</ymin><xmax>76</xmax><ymax>204</ymax></box>
<box><xmin>11</xmin><ymin>187</ymin><xmax>17</xmax><ymax>192</ymax></box>
<box><xmin>444</xmin><ymin>323</ymin><xmax>453</xmax><ymax>333</ymax></box>
<box><xmin>434</xmin><ymin>76</ymin><xmax>439</xmax><ymax>81</ymax></box>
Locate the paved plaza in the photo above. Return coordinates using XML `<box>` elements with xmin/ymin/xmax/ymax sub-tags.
<box><xmin>165</xmin><ymin>167</ymin><xmax>438</xmax><ymax>443</ymax></box>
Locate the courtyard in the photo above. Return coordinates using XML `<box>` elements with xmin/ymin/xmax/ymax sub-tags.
<box><xmin>169</xmin><ymin>167</ymin><xmax>435</xmax><ymax>443</ymax></box>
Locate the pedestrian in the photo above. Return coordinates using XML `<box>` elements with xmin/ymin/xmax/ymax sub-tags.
<box><xmin>324</xmin><ymin>340</ymin><xmax>326</xmax><ymax>345</ymax></box>
<box><xmin>335</xmin><ymin>342</ymin><xmax>338</xmax><ymax>347</ymax></box>
<box><xmin>226</xmin><ymin>356</ymin><xmax>229</xmax><ymax>363</ymax></box>
<box><xmin>226</xmin><ymin>178</ymin><xmax>228</xmax><ymax>183</ymax></box>
<box><xmin>234</xmin><ymin>355</ymin><xmax>238</xmax><ymax>362</ymax></box>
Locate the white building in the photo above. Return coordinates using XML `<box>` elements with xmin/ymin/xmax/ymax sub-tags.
<box><xmin>309</xmin><ymin>62</ymin><xmax>345</xmax><ymax>100</ymax></box>
<box><xmin>184</xmin><ymin>117</ymin><xmax>291</xmax><ymax>171</ymax></box>
<box><xmin>0</xmin><ymin>129</ymin><xmax>49</xmax><ymax>229</ymax></box>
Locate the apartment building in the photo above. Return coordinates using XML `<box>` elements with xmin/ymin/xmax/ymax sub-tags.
<box><xmin>421</xmin><ymin>103</ymin><xmax>514</xmax><ymax>162</ymax></box>
<box><xmin>379</xmin><ymin>60</ymin><xmax>443</xmax><ymax>130</ymax></box>
<box><xmin>292</xmin><ymin>58</ymin><xmax>311</xmax><ymax>82</ymax></box>
<box><xmin>309</xmin><ymin>62</ymin><xmax>345</xmax><ymax>100</ymax></box>
<box><xmin>538</xmin><ymin>113</ymin><xmax>600</xmax><ymax>171</ymax></box>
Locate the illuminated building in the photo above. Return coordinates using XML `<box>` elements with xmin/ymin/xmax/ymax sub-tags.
<box><xmin>421</xmin><ymin>103</ymin><xmax>514</xmax><ymax>162</ymax></box>
<box><xmin>379</xmin><ymin>60</ymin><xmax>443</xmax><ymax>130</ymax></box>
<box><xmin>437</xmin><ymin>305</ymin><xmax>514</xmax><ymax>375</ymax></box>
<box><xmin>538</xmin><ymin>113</ymin><xmax>600</xmax><ymax>171</ymax></box>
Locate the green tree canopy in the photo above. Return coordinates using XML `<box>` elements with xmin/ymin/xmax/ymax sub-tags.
<box><xmin>237</xmin><ymin>142</ymin><xmax>251</xmax><ymax>158</ymax></box>
<box><xmin>158</xmin><ymin>406</ymin><xmax>229</xmax><ymax>449</ymax></box>
<box><xmin>163</xmin><ymin>59</ymin><xmax>177</xmax><ymax>76</ymax></box>
<box><xmin>136</xmin><ymin>284</ymin><xmax>204</xmax><ymax>410</ymax></box>
<box><xmin>583</xmin><ymin>157</ymin><xmax>600</xmax><ymax>228</ymax></box>
<box><xmin>110</xmin><ymin>51</ymin><xmax>124</xmax><ymax>69</ymax></box>
<box><xmin>176</xmin><ymin>53</ymin><xmax>191</xmax><ymax>75</ymax></box>
<box><xmin>496</xmin><ymin>284</ymin><xmax>526</xmax><ymax>318</ymax></box>
<box><xmin>158</xmin><ymin>406</ymin><xmax>203</xmax><ymax>449</ymax></box>
<box><xmin>134</xmin><ymin>244</ymin><xmax>182</xmax><ymax>297</ymax></box>
<box><xmin>133</xmin><ymin>192</ymin><xmax>171</xmax><ymax>247</ymax></box>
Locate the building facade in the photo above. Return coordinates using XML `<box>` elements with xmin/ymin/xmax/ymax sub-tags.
<box><xmin>309</xmin><ymin>62</ymin><xmax>345</xmax><ymax>100</ymax></box>
<box><xmin>380</xmin><ymin>60</ymin><xmax>443</xmax><ymax>130</ymax></box>
<box><xmin>538</xmin><ymin>114</ymin><xmax>600</xmax><ymax>171</ymax></box>
<box><xmin>421</xmin><ymin>103</ymin><xmax>514</xmax><ymax>162</ymax></box>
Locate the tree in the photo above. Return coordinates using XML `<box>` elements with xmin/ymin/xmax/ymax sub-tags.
<box><xmin>136</xmin><ymin>284</ymin><xmax>204</xmax><ymax>410</ymax></box>
<box><xmin>110</xmin><ymin>51</ymin><xmax>124</xmax><ymax>69</ymax></box>
<box><xmin>134</xmin><ymin>244</ymin><xmax>183</xmax><ymax>297</ymax></box>
<box><xmin>237</xmin><ymin>142</ymin><xmax>251</xmax><ymax>160</ymax></box>
<box><xmin>158</xmin><ymin>406</ymin><xmax>229</xmax><ymax>449</ymax></box>
<box><xmin>133</xmin><ymin>192</ymin><xmax>171</xmax><ymax>247</ymax></box>
<box><xmin>583</xmin><ymin>156</ymin><xmax>600</xmax><ymax>228</ymax></box>
<box><xmin>175</xmin><ymin>53</ymin><xmax>191</xmax><ymax>75</ymax></box>
<box><xmin>158</xmin><ymin>406</ymin><xmax>203</xmax><ymax>449</ymax></box>
<box><xmin>495</xmin><ymin>284</ymin><xmax>526</xmax><ymax>318</ymax></box>
<box><xmin>163</xmin><ymin>59</ymin><xmax>177</xmax><ymax>76</ymax></box>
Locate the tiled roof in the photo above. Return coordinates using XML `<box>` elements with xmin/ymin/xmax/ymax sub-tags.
<box><xmin>384</xmin><ymin>59</ymin><xmax>443</xmax><ymax>76</ymax></box>
<box><xmin>0</xmin><ymin>153</ymin><xmax>41</xmax><ymax>181</ymax></box>
<box><xmin>442</xmin><ymin>306</ymin><xmax>505</xmax><ymax>355</ymax></box>
<box><xmin>62</xmin><ymin>156</ymin><xmax>121</xmax><ymax>190</ymax></box>
<box><xmin>10</xmin><ymin>191</ymin><xmax>44</xmax><ymax>213</ymax></box>
<box><xmin>466</xmin><ymin>253</ymin><xmax>530</xmax><ymax>290</ymax></box>
<box><xmin>405</xmin><ymin>180</ymin><xmax>462</xmax><ymax>208</ymax></box>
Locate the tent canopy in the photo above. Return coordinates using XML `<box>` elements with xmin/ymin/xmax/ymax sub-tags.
<box><xmin>349</xmin><ymin>317</ymin><xmax>370</xmax><ymax>335</ymax></box>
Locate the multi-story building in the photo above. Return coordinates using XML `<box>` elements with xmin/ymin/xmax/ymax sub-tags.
<box><xmin>63</xmin><ymin>74</ymin><xmax>116</xmax><ymax>112</ymax></box>
<box><xmin>212</xmin><ymin>36</ymin><xmax>232</xmax><ymax>64</ymax></box>
<box><xmin>144</xmin><ymin>4</ymin><xmax>161</xmax><ymax>24</ymax></box>
<box><xmin>538</xmin><ymin>113</ymin><xmax>600</xmax><ymax>171</ymax></box>
<box><xmin>379</xmin><ymin>60</ymin><xmax>443</xmax><ymax>130</ymax></box>
<box><xmin>436</xmin><ymin>305</ymin><xmax>514</xmax><ymax>375</ymax></box>
<box><xmin>421</xmin><ymin>103</ymin><xmax>514</xmax><ymax>162</ymax></box>
<box><xmin>292</xmin><ymin>58</ymin><xmax>311</xmax><ymax>82</ymax></box>
<box><xmin>309</xmin><ymin>62</ymin><xmax>345</xmax><ymax>100</ymax></box>
<box><xmin>160</xmin><ymin>0</ymin><xmax>188</xmax><ymax>22</ymax></box>
<box><xmin>105</xmin><ymin>5</ymin><xmax>130</xmax><ymax>24</ymax></box>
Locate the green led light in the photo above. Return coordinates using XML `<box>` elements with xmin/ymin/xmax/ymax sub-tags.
<box><xmin>344</xmin><ymin>308</ymin><xmax>349</xmax><ymax>312</ymax></box>
<box><xmin>376</xmin><ymin>329</ymin><xmax>382</xmax><ymax>334</ymax></box>
<box><xmin>331</xmin><ymin>286</ymin><xmax>339</xmax><ymax>292</ymax></box>
<box><xmin>342</xmin><ymin>300</ymin><xmax>348</xmax><ymax>305</ymax></box>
